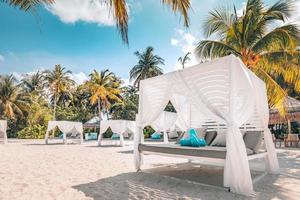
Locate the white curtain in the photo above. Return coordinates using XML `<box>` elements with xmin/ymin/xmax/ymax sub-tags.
<box><xmin>45</xmin><ymin>121</ymin><xmax>83</xmax><ymax>144</ymax></box>
<box><xmin>151</xmin><ymin>111</ymin><xmax>177</xmax><ymax>143</ymax></box>
<box><xmin>98</xmin><ymin>120</ymin><xmax>136</xmax><ymax>146</ymax></box>
<box><xmin>134</xmin><ymin>55</ymin><xmax>275</xmax><ymax>196</ymax></box>
<box><xmin>0</xmin><ymin>120</ymin><xmax>8</xmax><ymax>144</ymax></box>
<box><xmin>250</xmin><ymin>73</ymin><xmax>279</xmax><ymax>173</ymax></box>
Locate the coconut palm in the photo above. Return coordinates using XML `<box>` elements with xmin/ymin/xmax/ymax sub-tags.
<box><xmin>0</xmin><ymin>75</ymin><xmax>30</xmax><ymax>119</ymax></box>
<box><xmin>110</xmin><ymin>85</ymin><xmax>138</xmax><ymax>120</ymax></box>
<box><xmin>44</xmin><ymin>65</ymin><xmax>75</xmax><ymax>119</ymax></box>
<box><xmin>130</xmin><ymin>46</ymin><xmax>164</xmax><ymax>88</ymax></box>
<box><xmin>83</xmin><ymin>69</ymin><xmax>122</xmax><ymax>128</ymax></box>
<box><xmin>178</xmin><ymin>52</ymin><xmax>191</xmax><ymax>69</ymax></box>
<box><xmin>4</xmin><ymin>0</ymin><xmax>191</xmax><ymax>44</ymax></box>
<box><xmin>196</xmin><ymin>0</ymin><xmax>300</xmax><ymax>114</ymax></box>
<box><xmin>21</xmin><ymin>71</ymin><xmax>45</xmax><ymax>94</ymax></box>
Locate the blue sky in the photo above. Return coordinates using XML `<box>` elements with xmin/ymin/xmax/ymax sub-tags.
<box><xmin>0</xmin><ymin>0</ymin><xmax>297</xmax><ymax>84</ymax></box>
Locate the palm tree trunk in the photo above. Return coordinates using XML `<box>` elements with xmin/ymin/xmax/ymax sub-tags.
<box><xmin>98</xmin><ymin>99</ymin><xmax>102</xmax><ymax>138</ymax></box>
<box><xmin>53</xmin><ymin>94</ymin><xmax>57</xmax><ymax>120</ymax></box>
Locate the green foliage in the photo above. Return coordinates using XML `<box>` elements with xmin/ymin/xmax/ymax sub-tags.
<box><xmin>196</xmin><ymin>0</ymin><xmax>300</xmax><ymax>114</ymax></box>
<box><xmin>130</xmin><ymin>46</ymin><xmax>164</xmax><ymax>88</ymax></box>
<box><xmin>17</xmin><ymin>124</ymin><xmax>46</xmax><ymax>139</ymax></box>
<box><xmin>110</xmin><ymin>85</ymin><xmax>138</xmax><ymax>120</ymax></box>
<box><xmin>143</xmin><ymin>126</ymin><xmax>155</xmax><ymax>138</ymax></box>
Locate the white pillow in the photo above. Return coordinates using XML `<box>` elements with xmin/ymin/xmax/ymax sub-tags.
<box><xmin>168</xmin><ymin>130</ymin><xmax>179</xmax><ymax>139</ymax></box>
<box><xmin>210</xmin><ymin>130</ymin><xmax>246</xmax><ymax>147</ymax></box>
<box><xmin>210</xmin><ymin>130</ymin><xmax>227</xmax><ymax>147</ymax></box>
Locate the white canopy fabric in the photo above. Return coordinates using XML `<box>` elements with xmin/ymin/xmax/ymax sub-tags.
<box><xmin>98</xmin><ymin>120</ymin><xmax>136</xmax><ymax>146</ymax></box>
<box><xmin>151</xmin><ymin>111</ymin><xmax>177</xmax><ymax>143</ymax></box>
<box><xmin>45</xmin><ymin>121</ymin><xmax>83</xmax><ymax>144</ymax></box>
<box><xmin>0</xmin><ymin>120</ymin><xmax>8</xmax><ymax>144</ymax></box>
<box><xmin>134</xmin><ymin>55</ymin><xmax>279</xmax><ymax>196</ymax></box>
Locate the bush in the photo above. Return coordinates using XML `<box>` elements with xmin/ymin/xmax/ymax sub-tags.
<box><xmin>17</xmin><ymin>124</ymin><xmax>46</xmax><ymax>139</ymax></box>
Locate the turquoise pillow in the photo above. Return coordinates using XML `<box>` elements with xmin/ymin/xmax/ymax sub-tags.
<box><xmin>111</xmin><ymin>133</ymin><xmax>120</xmax><ymax>140</ymax></box>
<box><xmin>180</xmin><ymin>128</ymin><xmax>207</xmax><ymax>147</ymax></box>
<box><xmin>151</xmin><ymin>132</ymin><xmax>161</xmax><ymax>139</ymax></box>
<box><xmin>180</xmin><ymin>138</ymin><xmax>191</xmax><ymax>146</ymax></box>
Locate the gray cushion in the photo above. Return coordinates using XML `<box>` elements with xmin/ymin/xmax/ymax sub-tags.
<box><xmin>210</xmin><ymin>131</ymin><xmax>227</xmax><ymax>147</ymax></box>
<box><xmin>205</xmin><ymin>131</ymin><xmax>217</xmax><ymax>145</ymax></box>
<box><xmin>175</xmin><ymin>131</ymin><xmax>185</xmax><ymax>144</ymax></box>
<box><xmin>194</xmin><ymin>128</ymin><xmax>206</xmax><ymax>138</ymax></box>
<box><xmin>243</xmin><ymin>131</ymin><xmax>263</xmax><ymax>153</ymax></box>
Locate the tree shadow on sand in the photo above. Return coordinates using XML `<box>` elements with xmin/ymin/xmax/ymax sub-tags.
<box><xmin>72</xmin><ymin>151</ymin><xmax>300</xmax><ymax>200</ymax></box>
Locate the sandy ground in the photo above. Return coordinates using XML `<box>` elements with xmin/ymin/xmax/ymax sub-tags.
<box><xmin>0</xmin><ymin>139</ymin><xmax>299</xmax><ymax>200</ymax></box>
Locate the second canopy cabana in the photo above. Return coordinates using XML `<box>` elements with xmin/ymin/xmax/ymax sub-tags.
<box><xmin>98</xmin><ymin>120</ymin><xmax>136</xmax><ymax>146</ymax></box>
<box><xmin>45</xmin><ymin>121</ymin><xmax>83</xmax><ymax>144</ymax></box>
<box><xmin>134</xmin><ymin>55</ymin><xmax>279</xmax><ymax>196</ymax></box>
<box><xmin>0</xmin><ymin>120</ymin><xmax>7</xmax><ymax>144</ymax></box>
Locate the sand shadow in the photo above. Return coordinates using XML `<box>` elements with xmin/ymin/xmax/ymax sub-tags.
<box><xmin>117</xmin><ymin>150</ymin><xmax>134</xmax><ymax>154</ymax></box>
<box><xmin>72</xmin><ymin>172</ymin><xmax>242</xmax><ymax>200</ymax></box>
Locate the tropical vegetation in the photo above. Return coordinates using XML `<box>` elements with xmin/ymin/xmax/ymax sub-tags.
<box><xmin>178</xmin><ymin>52</ymin><xmax>191</xmax><ymax>69</ymax></box>
<box><xmin>130</xmin><ymin>46</ymin><xmax>164</xmax><ymax>88</ymax></box>
<box><xmin>196</xmin><ymin>0</ymin><xmax>300</xmax><ymax>114</ymax></box>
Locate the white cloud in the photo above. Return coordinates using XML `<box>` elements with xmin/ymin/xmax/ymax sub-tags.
<box><xmin>0</xmin><ymin>54</ymin><xmax>4</xmax><ymax>63</ymax></box>
<box><xmin>289</xmin><ymin>1</ymin><xmax>300</xmax><ymax>25</ymax></box>
<box><xmin>69</xmin><ymin>72</ymin><xmax>89</xmax><ymax>85</ymax></box>
<box><xmin>46</xmin><ymin>0</ymin><xmax>115</xmax><ymax>26</ymax></box>
<box><xmin>171</xmin><ymin>38</ymin><xmax>179</xmax><ymax>46</ymax></box>
<box><xmin>237</xmin><ymin>2</ymin><xmax>246</xmax><ymax>17</ymax></box>
<box><xmin>170</xmin><ymin>29</ymin><xmax>199</xmax><ymax>70</ymax></box>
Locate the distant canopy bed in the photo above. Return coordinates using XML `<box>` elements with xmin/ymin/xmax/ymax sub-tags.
<box><xmin>45</xmin><ymin>121</ymin><xmax>83</xmax><ymax>144</ymax></box>
<box><xmin>151</xmin><ymin>111</ymin><xmax>178</xmax><ymax>143</ymax></box>
<box><xmin>134</xmin><ymin>55</ymin><xmax>279</xmax><ymax>196</ymax></box>
<box><xmin>0</xmin><ymin>120</ymin><xmax>7</xmax><ymax>144</ymax></box>
<box><xmin>98</xmin><ymin>120</ymin><xmax>136</xmax><ymax>147</ymax></box>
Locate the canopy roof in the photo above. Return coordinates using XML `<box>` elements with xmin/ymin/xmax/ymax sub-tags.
<box><xmin>0</xmin><ymin>120</ymin><xmax>7</xmax><ymax>144</ymax></box>
<box><xmin>98</xmin><ymin>120</ymin><xmax>136</xmax><ymax>146</ymax></box>
<box><xmin>270</xmin><ymin>96</ymin><xmax>300</xmax><ymax>123</ymax></box>
<box><xmin>84</xmin><ymin>116</ymin><xmax>100</xmax><ymax>128</ymax></box>
<box><xmin>45</xmin><ymin>121</ymin><xmax>83</xmax><ymax>144</ymax></box>
<box><xmin>134</xmin><ymin>55</ymin><xmax>279</xmax><ymax>196</ymax></box>
<box><xmin>99</xmin><ymin>120</ymin><xmax>136</xmax><ymax>135</ymax></box>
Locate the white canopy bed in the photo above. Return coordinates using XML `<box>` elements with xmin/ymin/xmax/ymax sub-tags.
<box><xmin>134</xmin><ymin>55</ymin><xmax>279</xmax><ymax>196</ymax></box>
<box><xmin>45</xmin><ymin>121</ymin><xmax>83</xmax><ymax>144</ymax></box>
<box><xmin>151</xmin><ymin>111</ymin><xmax>178</xmax><ymax>143</ymax></box>
<box><xmin>0</xmin><ymin>120</ymin><xmax>8</xmax><ymax>144</ymax></box>
<box><xmin>98</xmin><ymin>120</ymin><xmax>136</xmax><ymax>147</ymax></box>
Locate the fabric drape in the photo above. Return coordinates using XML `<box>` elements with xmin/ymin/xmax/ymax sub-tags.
<box><xmin>0</xmin><ymin>120</ymin><xmax>8</xmax><ymax>144</ymax></box>
<box><xmin>98</xmin><ymin>120</ymin><xmax>136</xmax><ymax>146</ymax></box>
<box><xmin>134</xmin><ymin>55</ymin><xmax>277</xmax><ymax>196</ymax></box>
<box><xmin>45</xmin><ymin>121</ymin><xmax>83</xmax><ymax>144</ymax></box>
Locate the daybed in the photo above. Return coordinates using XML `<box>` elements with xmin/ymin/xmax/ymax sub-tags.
<box><xmin>98</xmin><ymin>120</ymin><xmax>135</xmax><ymax>147</ymax></box>
<box><xmin>0</xmin><ymin>120</ymin><xmax>7</xmax><ymax>144</ymax></box>
<box><xmin>134</xmin><ymin>55</ymin><xmax>279</xmax><ymax>196</ymax></box>
<box><xmin>45</xmin><ymin>121</ymin><xmax>83</xmax><ymax>144</ymax></box>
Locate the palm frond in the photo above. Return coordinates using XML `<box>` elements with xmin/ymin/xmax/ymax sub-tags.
<box><xmin>161</xmin><ymin>0</ymin><xmax>191</xmax><ymax>27</ymax></box>
<box><xmin>2</xmin><ymin>0</ymin><xmax>54</xmax><ymax>11</ymax></box>
<box><xmin>195</xmin><ymin>40</ymin><xmax>241</xmax><ymax>59</ymax></box>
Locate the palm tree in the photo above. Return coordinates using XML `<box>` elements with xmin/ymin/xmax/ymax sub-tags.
<box><xmin>0</xmin><ymin>75</ymin><xmax>30</xmax><ymax>119</ymax></box>
<box><xmin>21</xmin><ymin>71</ymin><xmax>45</xmax><ymax>94</ymax></box>
<box><xmin>110</xmin><ymin>85</ymin><xmax>138</xmax><ymax>120</ymax></box>
<box><xmin>178</xmin><ymin>52</ymin><xmax>191</xmax><ymax>69</ymax></box>
<box><xmin>130</xmin><ymin>46</ymin><xmax>164</xmax><ymax>88</ymax></box>
<box><xmin>83</xmin><ymin>69</ymin><xmax>122</xmax><ymax>132</ymax></box>
<box><xmin>196</xmin><ymin>0</ymin><xmax>300</xmax><ymax>114</ymax></box>
<box><xmin>4</xmin><ymin>0</ymin><xmax>191</xmax><ymax>44</ymax></box>
<box><xmin>44</xmin><ymin>65</ymin><xmax>75</xmax><ymax>120</ymax></box>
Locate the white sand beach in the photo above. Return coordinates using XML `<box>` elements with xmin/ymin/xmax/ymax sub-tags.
<box><xmin>0</xmin><ymin>140</ymin><xmax>299</xmax><ymax>200</ymax></box>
